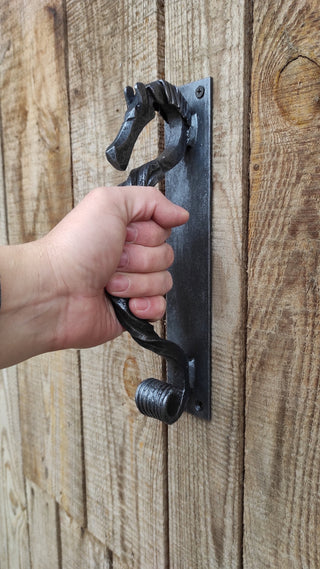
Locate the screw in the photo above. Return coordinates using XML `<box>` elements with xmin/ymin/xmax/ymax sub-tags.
<box><xmin>195</xmin><ymin>85</ymin><xmax>205</xmax><ymax>99</ymax></box>
<box><xmin>195</xmin><ymin>400</ymin><xmax>203</xmax><ymax>413</ymax></box>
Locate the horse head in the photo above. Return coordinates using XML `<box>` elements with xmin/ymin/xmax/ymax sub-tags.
<box><xmin>106</xmin><ymin>82</ymin><xmax>155</xmax><ymax>171</ymax></box>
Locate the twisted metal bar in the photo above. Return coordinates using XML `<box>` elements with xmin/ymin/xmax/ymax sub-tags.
<box><xmin>109</xmin><ymin>297</ymin><xmax>190</xmax><ymax>424</ymax></box>
<box><xmin>105</xmin><ymin>80</ymin><xmax>193</xmax><ymax>424</ymax></box>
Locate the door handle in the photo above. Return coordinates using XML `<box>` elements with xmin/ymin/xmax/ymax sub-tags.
<box><xmin>105</xmin><ymin>79</ymin><xmax>212</xmax><ymax>424</ymax></box>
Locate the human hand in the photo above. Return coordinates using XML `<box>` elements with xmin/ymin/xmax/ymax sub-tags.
<box><xmin>42</xmin><ymin>186</ymin><xmax>189</xmax><ymax>350</ymax></box>
<box><xmin>0</xmin><ymin>186</ymin><xmax>188</xmax><ymax>368</ymax></box>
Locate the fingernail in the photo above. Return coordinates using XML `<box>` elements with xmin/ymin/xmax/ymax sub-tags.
<box><xmin>132</xmin><ymin>298</ymin><xmax>150</xmax><ymax>312</ymax></box>
<box><xmin>108</xmin><ymin>275</ymin><xmax>130</xmax><ymax>293</ymax></box>
<box><xmin>126</xmin><ymin>225</ymin><xmax>138</xmax><ymax>243</ymax></box>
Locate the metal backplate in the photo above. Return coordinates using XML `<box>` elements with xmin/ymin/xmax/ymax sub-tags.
<box><xmin>165</xmin><ymin>77</ymin><xmax>212</xmax><ymax>420</ymax></box>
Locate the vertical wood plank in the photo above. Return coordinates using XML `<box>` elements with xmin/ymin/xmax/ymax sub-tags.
<box><xmin>26</xmin><ymin>479</ymin><xmax>60</xmax><ymax>569</ymax></box>
<box><xmin>0</xmin><ymin>370</ymin><xmax>31</xmax><ymax>569</ymax></box>
<box><xmin>65</xmin><ymin>1</ymin><xmax>168</xmax><ymax>566</ymax></box>
<box><xmin>0</xmin><ymin>0</ymin><xmax>84</xmax><ymax>523</ymax></box>
<box><xmin>18</xmin><ymin>352</ymin><xmax>84</xmax><ymax>520</ymax></box>
<box><xmin>245</xmin><ymin>1</ymin><xmax>320</xmax><ymax>567</ymax></box>
<box><xmin>165</xmin><ymin>1</ymin><xmax>250</xmax><ymax>567</ymax></box>
<box><xmin>60</xmin><ymin>507</ymin><xmax>112</xmax><ymax>569</ymax></box>
<box><xmin>0</xmin><ymin>45</ymin><xmax>31</xmax><ymax>568</ymax></box>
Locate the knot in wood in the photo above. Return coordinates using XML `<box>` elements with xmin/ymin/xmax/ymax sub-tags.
<box><xmin>275</xmin><ymin>56</ymin><xmax>320</xmax><ymax>126</ymax></box>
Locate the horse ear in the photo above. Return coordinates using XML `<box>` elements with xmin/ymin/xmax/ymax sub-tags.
<box><xmin>134</xmin><ymin>82</ymin><xmax>148</xmax><ymax>104</ymax></box>
<box><xmin>124</xmin><ymin>86</ymin><xmax>135</xmax><ymax>106</ymax></box>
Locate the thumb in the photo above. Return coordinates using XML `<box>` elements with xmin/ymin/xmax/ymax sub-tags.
<box><xmin>122</xmin><ymin>186</ymin><xmax>189</xmax><ymax>229</ymax></box>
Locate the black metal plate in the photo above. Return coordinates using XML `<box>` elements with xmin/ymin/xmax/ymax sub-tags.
<box><xmin>165</xmin><ymin>77</ymin><xmax>212</xmax><ymax>420</ymax></box>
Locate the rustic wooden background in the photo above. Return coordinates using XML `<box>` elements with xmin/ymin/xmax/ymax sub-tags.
<box><xmin>0</xmin><ymin>1</ymin><xmax>319</xmax><ymax>568</ymax></box>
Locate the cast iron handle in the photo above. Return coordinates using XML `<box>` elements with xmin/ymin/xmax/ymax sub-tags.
<box><xmin>105</xmin><ymin>80</ymin><xmax>195</xmax><ymax>424</ymax></box>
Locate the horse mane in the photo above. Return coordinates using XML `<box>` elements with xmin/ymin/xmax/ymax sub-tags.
<box><xmin>147</xmin><ymin>79</ymin><xmax>192</xmax><ymax>126</ymax></box>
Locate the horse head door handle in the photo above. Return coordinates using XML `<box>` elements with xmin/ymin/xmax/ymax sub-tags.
<box><xmin>105</xmin><ymin>78</ymin><xmax>212</xmax><ymax>425</ymax></box>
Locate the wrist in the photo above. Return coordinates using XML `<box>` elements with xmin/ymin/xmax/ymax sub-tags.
<box><xmin>0</xmin><ymin>240</ymin><xmax>62</xmax><ymax>367</ymax></box>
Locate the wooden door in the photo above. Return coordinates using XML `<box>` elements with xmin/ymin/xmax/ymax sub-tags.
<box><xmin>0</xmin><ymin>1</ymin><xmax>319</xmax><ymax>568</ymax></box>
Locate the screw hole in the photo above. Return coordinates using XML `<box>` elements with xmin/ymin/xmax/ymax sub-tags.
<box><xmin>195</xmin><ymin>400</ymin><xmax>203</xmax><ymax>412</ymax></box>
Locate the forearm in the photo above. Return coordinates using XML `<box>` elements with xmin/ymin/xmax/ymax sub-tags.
<box><xmin>0</xmin><ymin>241</ymin><xmax>60</xmax><ymax>368</ymax></box>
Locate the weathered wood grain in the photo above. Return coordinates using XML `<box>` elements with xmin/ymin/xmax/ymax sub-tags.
<box><xmin>0</xmin><ymin>0</ymin><xmax>72</xmax><ymax>243</ymax></box>
<box><xmin>113</xmin><ymin>554</ymin><xmax>129</xmax><ymax>569</ymax></box>
<box><xmin>0</xmin><ymin>369</ymin><xmax>31</xmax><ymax>569</ymax></box>
<box><xmin>26</xmin><ymin>479</ymin><xmax>60</xmax><ymax>569</ymax></box>
<box><xmin>0</xmin><ymin>59</ymin><xmax>30</xmax><ymax>569</ymax></box>
<box><xmin>18</xmin><ymin>352</ymin><xmax>84</xmax><ymax>520</ymax></box>
<box><xmin>0</xmin><ymin>97</ymin><xmax>7</xmax><ymax>243</ymax></box>
<box><xmin>66</xmin><ymin>0</ymin><xmax>164</xmax><ymax>201</ymax></box>
<box><xmin>245</xmin><ymin>1</ymin><xmax>320</xmax><ymax>567</ymax></box>
<box><xmin>66</xmin><ymin>1</ymin><xmax>168</xmax><ymax>567</ymax></box>
<box><xmin>0</xmin><ymin>0</ymin><xmax>84</xmax><ymax>523</ymax></box>
<box><xmin>165</xmin><ymin>1</ymin><xmax>251</xmax><ymax>567</ymax></box>
<box><xmin>60</xmin><ymin>507</ymin><xmax>112</xmax><ymax>568</ymax></box>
